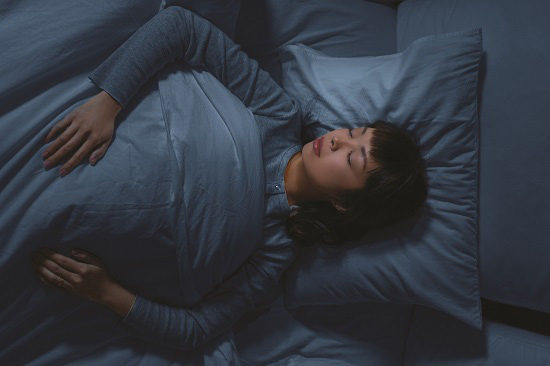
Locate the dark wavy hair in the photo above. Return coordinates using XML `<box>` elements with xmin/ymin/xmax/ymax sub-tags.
<box><xmin>286</xmin><ymin>120</ymin><xmax>428</xmax><ymax>247</ymax></box>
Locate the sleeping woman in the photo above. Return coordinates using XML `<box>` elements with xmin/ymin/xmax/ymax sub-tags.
<box><xmin>31</xmin><ymin>7</ymin><xmax>427</xmax><ymax>351</ymax></box>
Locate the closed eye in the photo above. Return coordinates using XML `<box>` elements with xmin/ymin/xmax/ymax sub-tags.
<box><xmin>348</xmin><ymin>128</ymin><xmax>353</xmax><ymax>166</ymax></box>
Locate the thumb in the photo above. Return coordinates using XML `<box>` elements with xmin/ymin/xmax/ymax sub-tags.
<box><xmin>71</xmin><ymin>249</ymin><xmax>103</xmax><ymax>266</ymax></box>
<box><xmin>89</xmin><ymin>139</ymin><xmax>111</xmax><ymax>166</ymax></box>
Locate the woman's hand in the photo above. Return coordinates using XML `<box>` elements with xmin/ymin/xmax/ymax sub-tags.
<box><xmin>42</xmin><ymin>91</ymin><xmax>122</xmax><ymax>177</ymax></box>
<box><xmin>31</xmin><ymin>248</ymin><xmax>136</xmax><ymax>317</ymax></box>
<box><xmin>32</xmin><ymin>248</ymin><xmax>116</xmax><ymax>302</ymax></box>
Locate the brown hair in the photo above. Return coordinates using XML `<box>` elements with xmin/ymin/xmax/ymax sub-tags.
<box><xmin>286</xmin><ymin>120</ymin><xmax>428</xmax><ymax>246</ymax></box>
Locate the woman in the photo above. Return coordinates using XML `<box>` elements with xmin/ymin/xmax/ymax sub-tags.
<box><xmin>32</xmin><ymin>7</ymin><xmax>427</xmax><ymax>351</ymax></box>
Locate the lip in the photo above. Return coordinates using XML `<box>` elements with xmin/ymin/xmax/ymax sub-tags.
<box><xmin>314</xmin><ymin>136</ymin><xmax>324</xmax><ymax>157</ymax></box>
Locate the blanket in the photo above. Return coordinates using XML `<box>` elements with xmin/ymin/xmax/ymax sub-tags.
<box><xmin>0</xmin><ymin>2</ymin><xmax>263</xmax><ymax>364</ymax></box>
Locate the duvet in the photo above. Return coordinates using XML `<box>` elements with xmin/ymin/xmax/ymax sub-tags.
<box><xmin>0</xmin><ymin>6</ymin><xmax>264</xmax><ymax>363</ymax></box>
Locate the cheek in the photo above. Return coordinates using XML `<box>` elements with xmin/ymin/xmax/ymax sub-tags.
<box><xmin>305</xmin><ymin>151</ymin><xmax>345</xmax><ymax>189</ymax></box>
<box><xmin>303</xmin><ymin>147</ymin><xmax>324</xmax><ymax>181</ymax></box>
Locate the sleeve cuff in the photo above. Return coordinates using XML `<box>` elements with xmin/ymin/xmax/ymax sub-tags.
<box><xmin>88</xmin><ymin>76</ymin><xmax>126</xmax><ymax>108</ymax></box>
<box><xmin>121</xmin><ymin>294</ymin><xmax>139</xmax><ymax>323</ymax></box>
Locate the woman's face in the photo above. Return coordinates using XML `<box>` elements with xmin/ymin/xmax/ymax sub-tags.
<box><xmin>302</xmin><ymin>126</ymin><xmax>378</xmax><ymax>204</ymax></box>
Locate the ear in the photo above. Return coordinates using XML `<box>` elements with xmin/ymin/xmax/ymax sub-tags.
<box><xmin>331</xmin><ymin>200</ymin><xmax>348</xmax><ymax>213</ymax></box>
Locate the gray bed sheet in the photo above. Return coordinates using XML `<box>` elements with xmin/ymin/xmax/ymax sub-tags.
<box><xmin>234</xmin><ymin>292</ymin><xmax>413</xmax><ymax>366</ymax></box>
<box><xmin>235</xmin><ymin>0</ymin><xmax>550</xmax><ymax>364</ymax></box>
<box><xmin>404</xmin><ymin>306</ymin><xmax>550</xmax><ymax>366</ymax></box>
<box><xmin>235</xmin><ymin>0</ymin><xmax>397</xmax><ymax>84</ymax></box>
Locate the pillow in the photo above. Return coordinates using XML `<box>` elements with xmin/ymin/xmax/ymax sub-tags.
<box><xmin>398</xmin><ymin>0</ymin><xmax>550</xmax><ymax>315</ymax></box>
<box><xmin>281</xmin><ymin>29</ymin><xmax>483</xmax><ymax>329</ymax></box>
<box><xmin>160</xmin><ymin>0</ymin><xmax>240</xmax><ymax>38</ymax></box>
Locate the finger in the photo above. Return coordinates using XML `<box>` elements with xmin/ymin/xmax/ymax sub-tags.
<box><xmin>35</xmin><ymin>270</ymin><xmax>56</xmax><ymax>288</ymax></box>
<box><xmin>35</xmin><ymin>270</ymin><xmax>62</xmax><ymax>289</ymax></box>
<box><xmin>38</xmin><ymin>274</ymin><xmax>54</xmax><ymax>287</ymax></box>
<box><xmin>31</xmin><ymin>251</ymin><xmax>75</xmax><ymax>281</ymax></box>
<box><xmin>44</xmin><ymin>129</ymin><xmax>84</xmax><ymax>170</ymax></box>
<box><xmin>34</xmin><ymin>261</ymin><xmax>75</xmax><ymax>290</ymax></box>
<box><xmin>34</xmin><ymin>248</ymin><xmax>84</xmax><ymax>276</ymax></box>
<box><xmin>71</xmin><ymin>249</ymin><xmax>103</xmax><ymax>267</ymax></box>
<box><xmin>89</xmin><ymin>138</ymin><xmax>111</xmax><ymax>166</ymax></box>
<box><xmin>43</xmin><ymin>125</ymin><xmax>79</xmax><ymax>165</ymax></box>
<box><xmin>59</xmin><ymin>139</ymin><xmax>97</xmax><ymax>177</ymax></box>
<box><xmin>45</xmin><ymin>114</ymin><xmax>74</xmax><ymax>144</ymax></box>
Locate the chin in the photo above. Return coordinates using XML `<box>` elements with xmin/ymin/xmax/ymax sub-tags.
<box><xmin>303</xmin><ymin>141</ymin><xmax>314</xmax><ymax>163</ymax></box>
<box><xmin>301</xmin><ymin>141</ymin><xmax>316</xmax><ymax>176</ymax></box>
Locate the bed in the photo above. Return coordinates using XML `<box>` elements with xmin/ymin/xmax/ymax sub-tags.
<box><xmin>1</xmin><ymin>0</ymin><xmax>549</xmax><ymax>365</ymax></box>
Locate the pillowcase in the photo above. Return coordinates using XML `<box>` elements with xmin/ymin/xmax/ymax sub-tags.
<box><xmin>160</xmin><ymin>0</ymin><xmax>240</xmax><ymax>38</ymax></box>
<box><xmin>398</xmin><ymin>0</ymin><xmax>550</xmax><ymax>315</ymax></box>
<box><xmin>280</xmin><ymin>29</ymin><xmax>483</xmax><ymax>329</ymax></box>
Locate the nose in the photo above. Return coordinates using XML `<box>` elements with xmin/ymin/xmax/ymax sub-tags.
<box><xmin>330</xmin><ymin>137</ymin><xmax>340</xmax><ymax>151</ymax></box>
<box><xmin>330</xmin><ymin>136</ymin><xmax>353</xmax><ymax>151</ymax></box>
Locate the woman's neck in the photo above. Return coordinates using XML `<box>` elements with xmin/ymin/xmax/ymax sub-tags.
<box><xmin>284</xmin><ymin>152</ymin><xmax>325</xmax><ymax>206</ymax></box>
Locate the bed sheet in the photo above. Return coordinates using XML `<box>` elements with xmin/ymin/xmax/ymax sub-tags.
<box><xmin>403</xmin><ymin>306</ymin><xmax>550</xmax><ymax>366</ymax></box>
<box><xmin>234</xmin><ymin>292</ymin><xmax>413</xmax><ymax>366</ymax></box>
<box><xmin>235</xmin><ymin>0</ymin><xmax>397</xmax><ymax>84</ymax></box>
<box><xmin>0</xmin><ymin>1</ymin><xmax>265</xmax><ymax>364</ymax></box>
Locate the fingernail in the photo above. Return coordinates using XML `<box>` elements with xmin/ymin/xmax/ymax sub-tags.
<box><xmin>71</xmin><ymin>249</ymin><xmax>80</xmax><ymax>255</ymax></box>
<box><xmin>59</xmin><ymin>168</ymin><xmax>67</xmax><ymax>177</ymax></box>
<box><xmin>44</xmin><ymin>161</ymin><xmax>51</xmax><ymax>169</ymax></box>
<box><xmin>90</xmin><ymin>159</ymin><xmax>97</xmax><ymax>166</ymax></box>
<box><xmin>42</xmin><ymin>151</ymin><xmax>48</xmax><ymax>159</ymax></box>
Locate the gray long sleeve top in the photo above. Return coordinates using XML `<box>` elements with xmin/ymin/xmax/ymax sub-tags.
<box><xmin>88</xmin><ymin>7</ymin><xmax>303</xmax><ymax>351</ymax></box>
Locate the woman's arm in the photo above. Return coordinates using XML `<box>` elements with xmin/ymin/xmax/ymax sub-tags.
<box><xmin>121</xmin><ymin>240</ymin><xmax>293</xmax><ymax>351</ymax></box>
<box><xmin>89</xmin><ymin>6</ymin><xmax>296</xmax><ymax>116</ymax></box>
<box><xmin>32</xmin><ymin>242</ymin><xmax>294</xmax><ymax>351</ymax></box>
<box><xmin>44</xmin><ymin>7</ymin><xmax>298</xmax><ymax>176</ymax></box>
